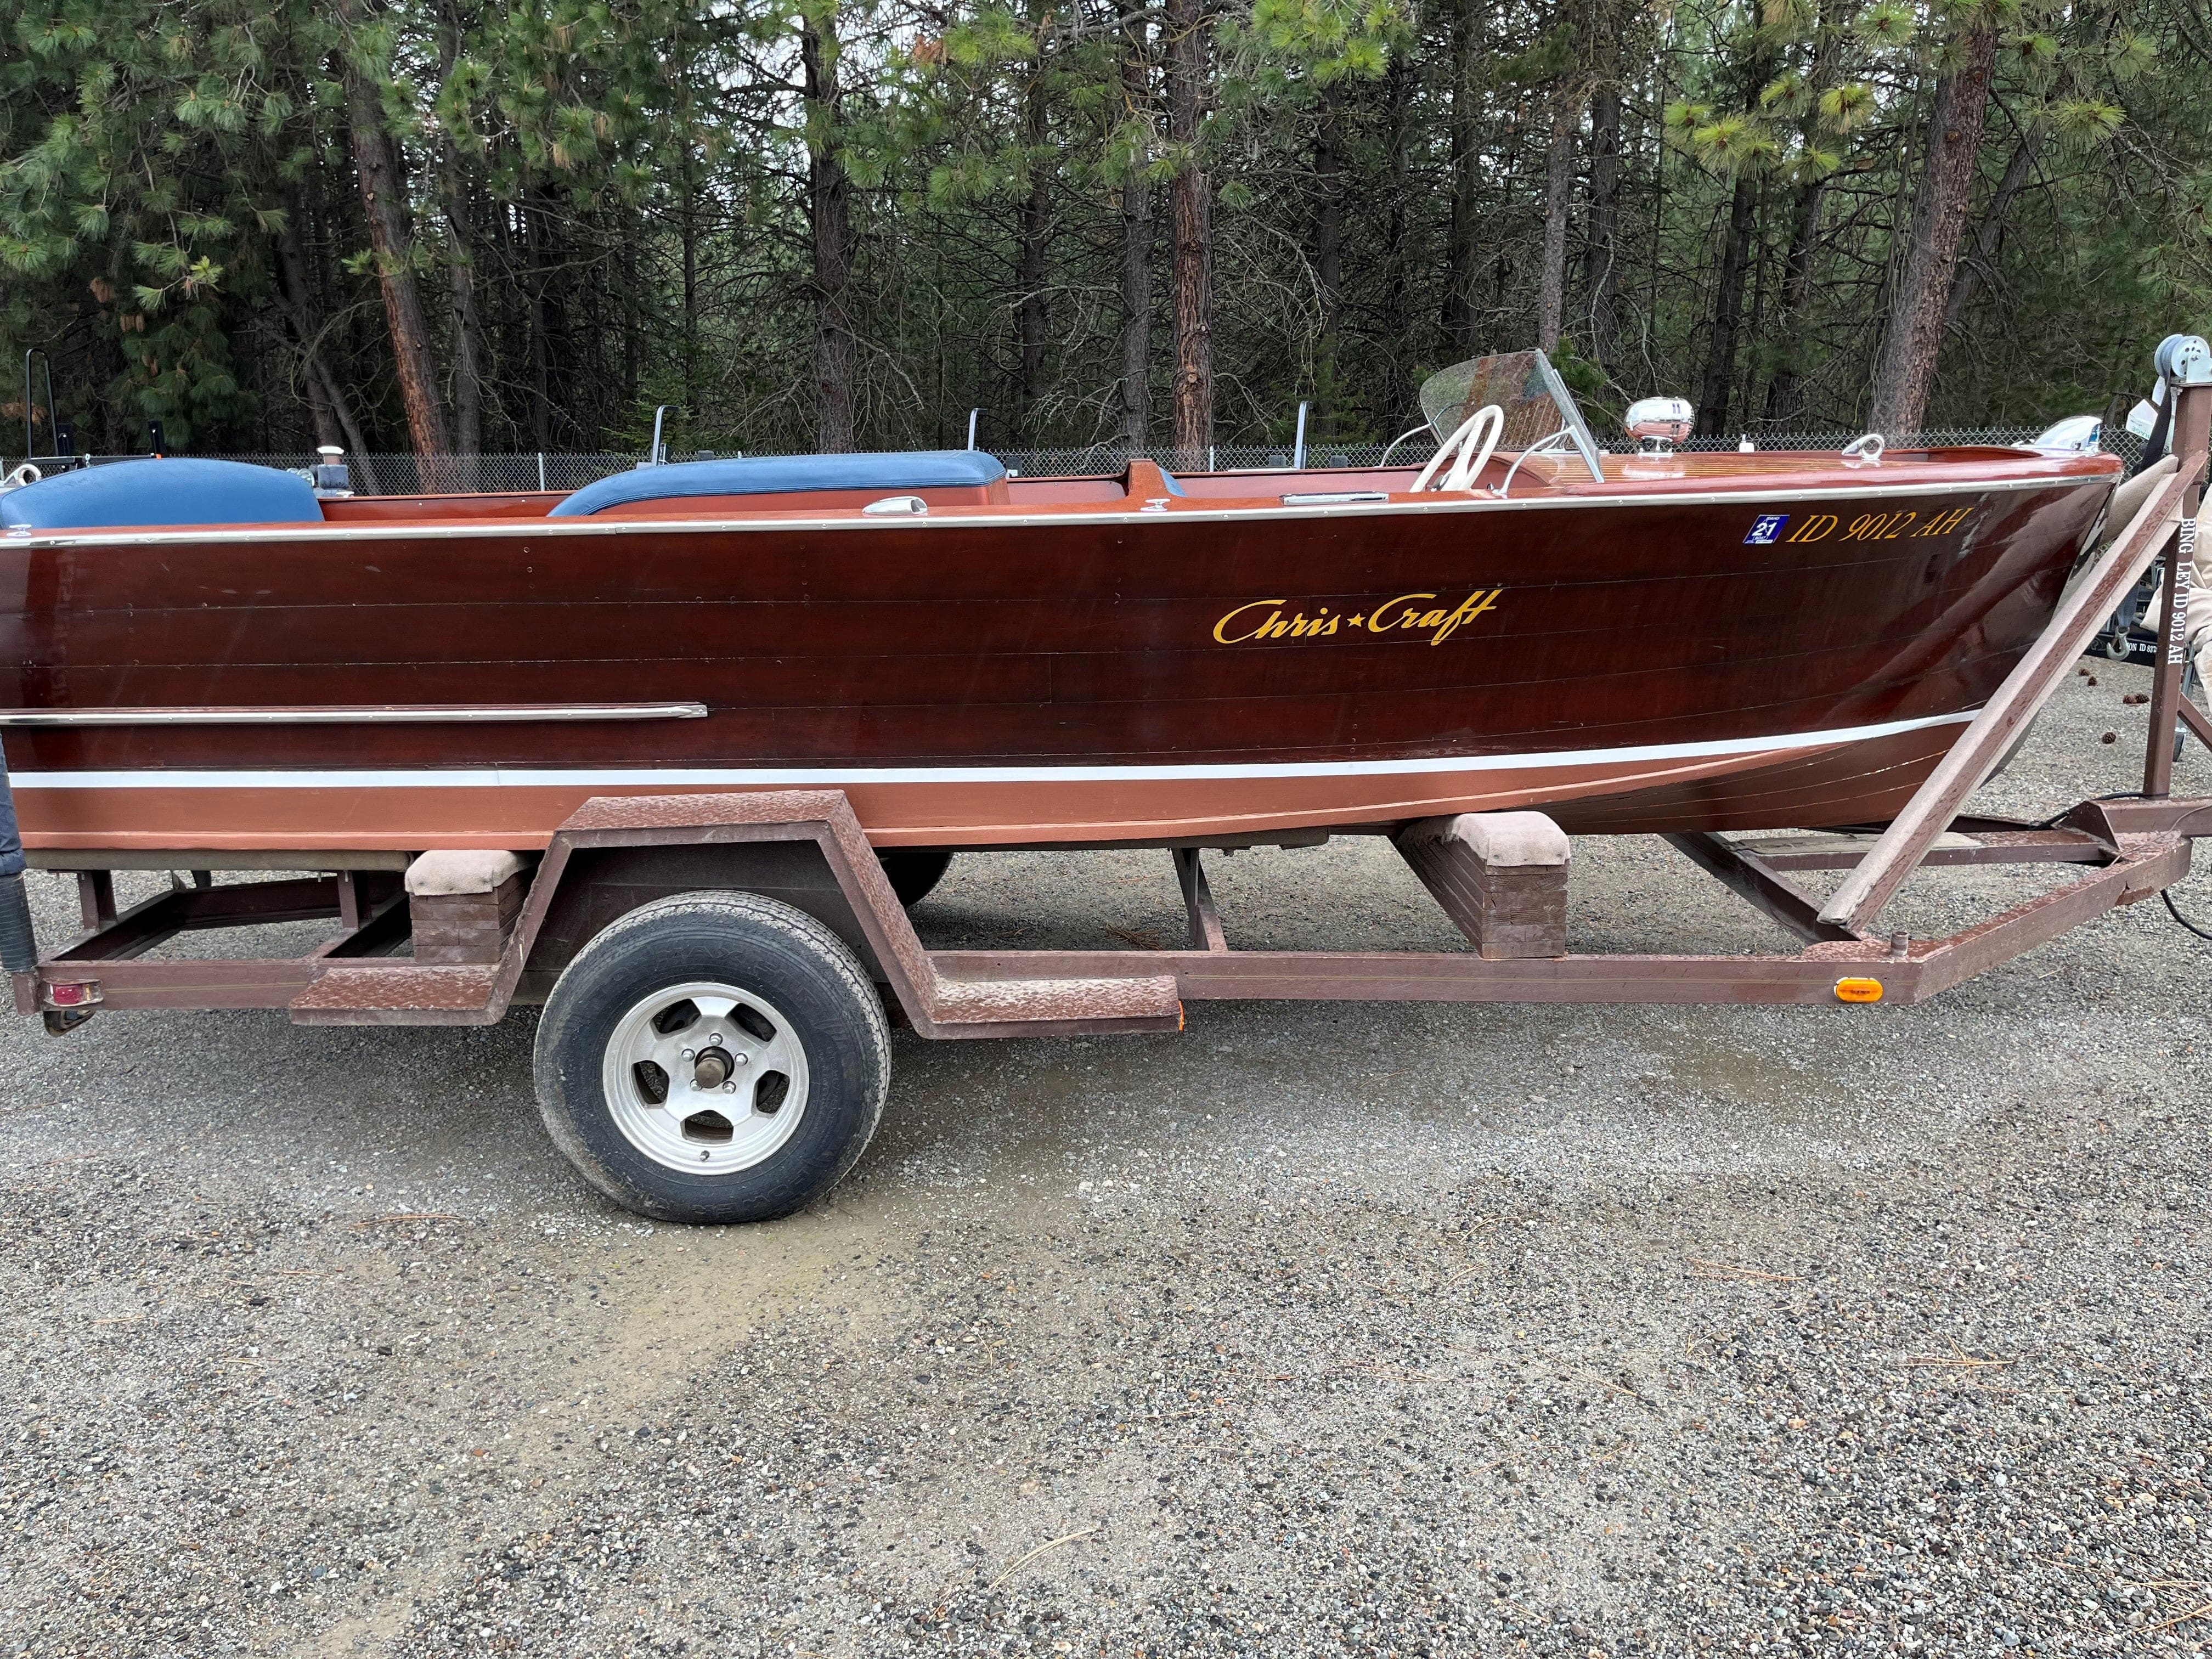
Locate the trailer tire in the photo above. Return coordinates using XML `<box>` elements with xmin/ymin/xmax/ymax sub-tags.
<box><xmin>533</xmin><ymin>891</ymin><xmax>889</xmax><ymax>1224</ymax></box>
<box><xmin>877</xmin><ymin>847</ymin><xmax>955</xmax><ymax>908</ymax></box>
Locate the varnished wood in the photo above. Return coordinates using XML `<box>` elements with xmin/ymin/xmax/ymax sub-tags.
<box><xmin>0</xmin><ymin>449</ymin><xmax>2120</xmax><ymax>851</ymax></box>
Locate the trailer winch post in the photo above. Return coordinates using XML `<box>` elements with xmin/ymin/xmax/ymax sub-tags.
<box><xmin>2145</xmin><ymin>341</ymin><xmax>2212</xmax><ymax>799</ymax></box>
<box><xmin>1817</xmin><ymin>453</ymin><xmax>2199</xmax><ymax>933</ymax></box>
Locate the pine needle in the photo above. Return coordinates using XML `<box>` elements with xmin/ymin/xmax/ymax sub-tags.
<box><xmin>986</xmin><ymin>1526</ymin><xmax>1102</xmax><ymax>1593</ymax></box>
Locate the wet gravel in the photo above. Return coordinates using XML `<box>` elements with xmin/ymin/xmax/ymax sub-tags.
<box><xmin>3</xmin><ymin>658</ymin><xmax>2210</xmax><ymax>1657</ymax></box>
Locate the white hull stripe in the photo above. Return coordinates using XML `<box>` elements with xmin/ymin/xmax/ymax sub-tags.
<box><xmin>10</xmin><ymin>710</ymin><xmax>1974</xmax><ymax>791</ymax></box>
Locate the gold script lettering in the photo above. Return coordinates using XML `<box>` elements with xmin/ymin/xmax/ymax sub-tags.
<box><xmin>1369</xmin><ymin>592</ymin><xmax>1437</xmax><ymax>634</ymax></box>
<box><xmin>1213</xmin><ymin>599</ymin><xmax>1286</xmax><ymax>644</ymax></box>
<box><xmin>1213</xmin><ymin>589</ymin><xmax>1498</xmax><ymax>645</ymax></box>
<box><xmin>1427</xmin><ymin>589</ymin><xmax>1502</xmax><ymax>645</ymax></box>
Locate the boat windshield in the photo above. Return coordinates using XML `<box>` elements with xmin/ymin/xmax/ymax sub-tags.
<box><xmin>1419</xmin><ymin>349</ymin><xmax>1605</xmax><ymax>482</ymax></box>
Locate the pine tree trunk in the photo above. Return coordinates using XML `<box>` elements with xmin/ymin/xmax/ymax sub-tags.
<box><xmin>1760</xmin><ymin>173</ymin><xmax>1829</xmax><ymax>424</ymax></box>
<box><xmin>1118</xmin><ymin>8</ymin><xmax>1154</xmax><ymax>450</ymax></box>
<box><xmin>675</xmin><ymin>17</ymin><xmax>700</xmax><ymax>428</ymax></box>
<box><xmin>803</xmin><ymin>11</ymin><xmax>856</xmax><ymax>453</ymax></box>
<box><xmin>1536</xmin><ymin>110</ymin><xmax>1574</xmax><ymax>352</ymax></box>
<box><xmin>1312</xmin><ymin>82</ymin><xmax>1346</xmax><ymax>433</ymax></box>
<box><xmin>1868</xmin><ymin>20</ymin><xmax>1999</xmax><ymax>436</ymax></box>
<box><xmin>433</xmin><ymin>14</ymin><xmax>482</xmax><ymax>461</ymax></box>
<box><xmin>1379</xmin><ymin>54</ymin><xmax>1414</xmax><ymax>433</ymax></box>
<box><xmin>341</xmin><ymin>47</ymin><xmax>452</xmax><ymax>460</ymax></box>
<box><xmin>1759</xmin><ymin>8</ymin><xmax>1843</xmax><ymax>425</ymax></box>
<box><xmin>439</xmin><ymin>146</ymin><xmax>483</xmax><ymax>458</ymax></box>
<box><xmin>1164</xmin><ymin>0</ymin><xmax>1212</xmax><ymax>466</ymax></box>
<box><xmin>1442</xmin><ymin>0</ymin><xmax>1482</xmax><ymax>346</ymax></box>
<box><xmin>1581</xmin><ymin>86</ymin><xmax>1621</xmax><ymax>369</ymax></box>
<box><xmin>681</xmin><ymin>193</ymin><xmax>699</xmax><ymax>422</ymax></box>
<box><xmin>298</xmin><ymin>353</ymin><xmax>343</xmax><ymax>451</ymax></box>
<box><xmin>275</xmin><ymin>207</ymin><xmax>374</xmax><ymax>466</ymax></box>
<box><xmin>1695</xmin><ymin>174</ymin><xmax>1759</xmax><ymax>436</ymax></box>
<box><xmin>1943</xmin><ymin>133</ymin><xmax>2041</xmax><ymax>331</ymax></box>
<box><xmin>523</xmin><ymin>191</ymin><xmax>552</xmax><ymax>451</ymax></box>
<box><xmin>1017</xmin><ymin>58</ymin><xmax>1052</xmax><ymax>432</ymax></box>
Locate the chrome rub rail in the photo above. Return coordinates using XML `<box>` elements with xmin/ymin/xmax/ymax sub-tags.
<box><xmin>0</xmin><ymin>702</ymin><xmax>710</xmax><ymax>728</ymax></box>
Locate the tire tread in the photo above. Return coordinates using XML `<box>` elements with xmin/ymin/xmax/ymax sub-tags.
<box><xmin>533</xmin><ymin>890</ymin><xmax>889</xmax><ymax>1223</ymax></box>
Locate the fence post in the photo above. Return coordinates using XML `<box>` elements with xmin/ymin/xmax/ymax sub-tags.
<box><xmin>537</xmin><ymin>453</ymin><xmax>546</xmax><ymax>492</ymax></box>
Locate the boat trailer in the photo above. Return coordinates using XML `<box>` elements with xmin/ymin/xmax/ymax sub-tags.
<box><xmin>2</xmin><ymin>379</ymin><xmax>2209</xmax><ymax>1220</ymax></box>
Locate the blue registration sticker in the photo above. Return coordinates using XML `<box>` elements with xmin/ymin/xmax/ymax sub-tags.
<box><xmin>1745</xmin><ymin>514</ymin><xmax>1788</xmax><ymax>545</ymax></box>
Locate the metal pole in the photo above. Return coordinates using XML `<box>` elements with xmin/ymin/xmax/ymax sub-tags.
<box><xmin>537</xmin><ymin>452</ymin><xmax>547</xmax><ymax>492</ymax></box>
<box><xmin>2145</xmin><ymin>375</ymin><xmax>2211</xmax><ymax>798</ymax></box>
<box><xmin>1293</xmin><ymin>402</ymin><xmax>1308</xmax><ymax>470</ymax></box>
<box><xmin>21</xmin><ymin>350</ymin><xmax>40</xmax><ymax>463</ymax></box>
<box><xmin>967</xmin><ymin>409</ymin><xmax>981</xmax><ymax>451</ymax></box>
<box><xmin>0</xmin><ymin>735</ymin><xmax>37</xmax><ymax>983</ymax></box>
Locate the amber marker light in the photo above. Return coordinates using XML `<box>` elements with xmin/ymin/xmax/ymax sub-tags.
<box><xmin>1832</xmin><ymin>978</ymin><xmax>1884</xmax><ymax>1004</ymax></box>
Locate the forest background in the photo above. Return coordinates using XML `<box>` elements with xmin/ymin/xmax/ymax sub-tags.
<box><xmin>3</xmin><ymin>0</ymin><xmax>2209</xmax><ymax>467</ymax></box>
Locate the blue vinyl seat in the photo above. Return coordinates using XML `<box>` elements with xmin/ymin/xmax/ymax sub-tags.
<box><xmin>548</xmin><ymin>451</ymin><xmax>1008</xmax><ymax>516</ymax></box>
<box><xmin>0</xmin><ymin>458</ymin><xmax>324</xmax><ymax>531</ymax></box>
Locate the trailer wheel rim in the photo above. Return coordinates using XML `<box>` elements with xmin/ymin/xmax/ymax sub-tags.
<box><xmin>600</xmin><ymin>980</ymin><xmax>812</xmax><ymax>1175</ymax></box>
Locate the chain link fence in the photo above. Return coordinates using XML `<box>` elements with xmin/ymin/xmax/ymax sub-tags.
<box><xmin>4</xmin><ymin>425</ymin><xmax>2144</xmax><ymax>495</ymax></box>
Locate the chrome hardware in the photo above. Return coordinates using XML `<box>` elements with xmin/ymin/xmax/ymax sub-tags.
<box><xmin>2032</xmin><ymin>415</ymin><xmax>2103</xmax><ymax>452</ymax></box>
<box><xmin>1624</xmin><ymin>397</ymin><xmax>1694</xmax><ymax>454</ymax></box>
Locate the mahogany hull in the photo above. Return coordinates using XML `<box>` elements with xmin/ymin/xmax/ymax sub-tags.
<box><xmin>0</xmin><ymin>456</ymin><xmax>2115</xmax><ymax>851</ymax></box>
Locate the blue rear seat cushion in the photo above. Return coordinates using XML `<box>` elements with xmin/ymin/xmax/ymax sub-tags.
<box><xmin>0</xmin><ymin>458</ymin><xmax>324</xmax><ymax>530</ymax></box>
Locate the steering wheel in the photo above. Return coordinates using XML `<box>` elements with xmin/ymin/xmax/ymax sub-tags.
<box><xmin>1411</xmin><ymin>405</ymin><xmax>1505</xmax><ymax>493</ymax></box>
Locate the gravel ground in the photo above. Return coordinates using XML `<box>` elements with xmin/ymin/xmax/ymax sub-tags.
<box><xmin>3</xmin><ymin>659</ymin><xmax>2210</xmax><ymax>1658</ymax></box>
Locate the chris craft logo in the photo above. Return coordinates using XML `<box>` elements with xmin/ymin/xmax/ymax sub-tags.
<box><xmin>1212</xmin><ymin>589</ymin><xmax>1503</xmax><ymax>647</ymax></box>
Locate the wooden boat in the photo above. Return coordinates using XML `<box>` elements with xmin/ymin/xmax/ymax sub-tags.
<box><xmin>0</xmin><ymin>356</ymin><xmax>2120</xmax><ymax>859</ymax></box>
<box><xmin>4</xmin><ymin>345</ymin><xmax>2203</xmax><ymax>1233</ymax></box>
